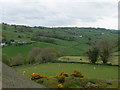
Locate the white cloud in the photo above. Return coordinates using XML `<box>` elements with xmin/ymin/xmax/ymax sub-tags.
<box><xmin>74</xmin><ymin>17</ymin><xmax>117</xmax><ymax>29</ymax></box>
<box><xmin>0</xmin><ymin>0</ymin><xmax>118</xmax><ymax>29</ymax></box>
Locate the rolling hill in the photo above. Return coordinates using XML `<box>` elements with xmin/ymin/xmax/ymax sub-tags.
<box><xmin>1</xmin><ymin>23</ymin><xmax>118</xmax><ymax>59</ymax></box>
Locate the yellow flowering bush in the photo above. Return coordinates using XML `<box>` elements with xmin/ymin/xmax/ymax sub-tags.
<box><xmin>31</xmin><ymin>73</ymin><xmax>46</xmax><ymax>80</ymax></box>
<box><xmin>58</xmin><ymin>76</ymin><xmax>65</xmax><ymax>83</ymax></box>
<box><xmin>58</xmin><ymin>84</ymin><xmax>64</xmax><ymax>88</ymax></box>
<box><xmin>59</xmin><ymin>72</ymin><xmax>69</xmax><ymax>77</ymax></box>
<box><xmin>50</xmin><ymin>76</ymin><xmax>57</xmax><ymax>78</ymax></box>
<box><xmin>71</xmin><ymin>70</ymin><xmax>84</xmax><ymax>78</ymax></box>
<box><xmin>30</xmin><ymin>70</ymin><xmax>85</xmax><ymax>88</ymax></box>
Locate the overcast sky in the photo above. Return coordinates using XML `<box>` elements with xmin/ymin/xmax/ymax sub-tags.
<box><xmin>0</xmin><ymin>0</ymin><xmax>119</xmax><ymax>29</ymax></box>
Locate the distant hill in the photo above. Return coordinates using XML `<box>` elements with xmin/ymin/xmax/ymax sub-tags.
<box><xmin>2</xmin><ymin>63</ymin><xmax>46</xmax><ymax>88</ymax></box>
<box><xmin>1</xmin><ymin>23</ymin><xmax>118</xmax><ymax>58</ymax></box>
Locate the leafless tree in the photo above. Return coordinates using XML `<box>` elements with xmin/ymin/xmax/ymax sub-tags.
<box><xmin>11</xmin><ymin>53</ymin><xmax>24</xmax><ymax>66</ymax></box>
<box><xmin>95</xmin><ymin>39</ymin><xmax>116</xmax><ymax>64</ymax></box>
<box><xmin>27</xmin><ymin>47</ymin><xmax>43</xmax><ymax>64</ymax></box>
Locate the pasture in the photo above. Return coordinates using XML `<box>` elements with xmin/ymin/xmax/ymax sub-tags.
<box><xmin>13</xmin><ymin>63</ymin><xmax>118</xmax><ymax>80</ymax></box>
<box><xmin>2</xmin><ymin>24</ymin><xmax>119</xmax><ymax>88</ymax></box>
<box><xmin>2</xmin><ymin>42</ymin><xmax>85</xmax><ymax>59</ymax></box>
<box><xmin>58</xmin><ymin>55</ymin><xmax>119</xmax><ymax>65</ymax></box>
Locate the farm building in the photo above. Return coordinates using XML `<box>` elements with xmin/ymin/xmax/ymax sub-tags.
<box><xmin>0</xmin><ymin>43</ymin><xmax>7</xmax><ymax>47</ymax></box>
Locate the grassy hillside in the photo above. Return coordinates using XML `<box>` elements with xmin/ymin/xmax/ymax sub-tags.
<box><xmin>2</xmin><ymin>23</ymin><xmax>118</xmax><ymax>59</ymax></box>
<box><xmin>2</xmin><ymin>23</ymin><xmax>119</xmax><ymax>89</ymax></box>
<box><xmin>13</xmin><ymin>63</ymin><xmax>119</xmax><ymax>88</ymax></box>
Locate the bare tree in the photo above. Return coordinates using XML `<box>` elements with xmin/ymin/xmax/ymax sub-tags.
<box><xmin>35</xmin><ymin>54</ymin><xmax>42</xmax><ymax>64</ymax></box>
<box><xmin>11</xmin><ymin>53</ymin><xmax>24</xmax><ymax>66</ymax></box>
<box><xmin>27</xmin><ymin>48</ymin><xmax>43</xmax><ymax>64</ymax></box>
<box><xmin>41</xmin><ymin>48</ymin><xmax>57</xmax><ymax>62</ymax></box>
<box><xmin>28</xmin><ymin>47</ymin><xmax>58</xmax><ymax>64</ymax></box>
<box><xmin>95</xmin><ymin>39</ymin><xmax>115</xmax><ymax>64</ymax></box>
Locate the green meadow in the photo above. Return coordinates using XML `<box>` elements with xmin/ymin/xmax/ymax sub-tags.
<box><xmin>2</xmin><ymin>24</ymin><xmax>119</xmax><ymax>88</ymax></box>
<box><xmin>13</xmin><ymin>63</ymin><xmax>118</xmax><ymax>80</ymax></box>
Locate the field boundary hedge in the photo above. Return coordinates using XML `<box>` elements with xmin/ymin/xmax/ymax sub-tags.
<box><xmin>52</xmin><ymin>61</ymin><xmax>119</xmax><ymax>67</ymax></box>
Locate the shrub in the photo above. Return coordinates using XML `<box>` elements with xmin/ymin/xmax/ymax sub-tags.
<box><xmin>50</xmin><ymin>76</ymin><xmax>58</xmax><ymax>78</ymax></box>
<box><xmin>71</xmin><ymin>70</ymin><xmax>84</xmax><ymax>78</ymax></box>
<box><xmin>31</xmin><ymin>73</ymin><xmax>46</xmax><ymax>80</ymax></box>
<box><xmin>58</xmin><ymin>84</ymin><xmax>64</xmax><ymax>88</ymax></box>
<box><xmin>58</xmin><ymin>76</ymin><xmax>65</xmax><ymax>83</ymax></box>
<box><xmin>59</xmin><ymin>72</ymin><xmax>69</xmax><ymax>77</ymax></box>
<box><xmin>11</xmin><ymin>53</ymin><xmax>24</xmax><ymax>66</ymax></box>
<box><xmin>2</xmin><ymin>54</ymin><xmax>11</xmax><ymax>66</ymax></box>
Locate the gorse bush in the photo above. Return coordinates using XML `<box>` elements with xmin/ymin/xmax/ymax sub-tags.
<box><xmin>30</xmin><ymin>70</ymin><xmax>84</xmax><ymax>88</ymax></box>
<box><xmin>58</xmin><ymin>84</ymin><xmax>64</xmax><ymax>88</ymax></box>
<box><xmin>31</xmin><ymin>73</ymin><xmax>46</xmax><ymax>80</ymax></box>
<box><xmin>30</xmin><ymin>71</ymin><xmax>107</xmax><ymax>88</ymax></box>
<box><xmin>59</xmin><ymin>72</ymin><xmax>69</xmax><ymax>77</ymax></box>
<box><xmin>71</xmin><ymin>70</ymin><xmax>84</xmax><ymax>78</ymax></box>
<box><xmin>58</xmin><ymin>76</ymin><xmax>65</xmax><ymax>83</ymax></box>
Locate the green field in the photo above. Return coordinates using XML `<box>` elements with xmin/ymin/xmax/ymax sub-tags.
<box><xmin>2</xmin><ymin>24</ymin><xmax>119</xmax><ymax>88</ymax></box>
<box><xmin>58</xmin><ymin>55</ymin><xmax>119</xmax><ymax>65</ymax></box>
<box><xmin>13</xmin><ymin>63</ymin><xmax>118</xmax><ymax>80</ymax></box>
<box><xmin>2</xmin><ymin>42</ymin><xmax>85</xmax><ymax>59</ymax></box>
<box><xmin>2</xmin><ymin>24</ymin><xmax>118</xmax><ymax>59</ymax></box>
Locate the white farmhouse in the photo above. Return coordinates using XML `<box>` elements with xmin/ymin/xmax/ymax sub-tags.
<box><xmin>101</xmin><ymin>33</ymin><xmax>104</xmax><ymax>35</ymax></box>
<box><xmin>0</xmin><ymin>43</ymin><xmax>6</xmax><ymax>47</ymax></box>
<box><xmin>79</xmin><ymin>35</ymin><xmax>83</xmax><ymax>38</ymax></box>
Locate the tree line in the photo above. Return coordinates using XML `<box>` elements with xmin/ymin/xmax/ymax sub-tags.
<box><xmin>2</xmin><ymin>47</ymin><xmax>61</xmax><ymax>66</ymax></box>
<box><xmin>35</xmin><ymin>31</ymin><xmax>75</xmax><ymax>41</ymax></box>
<box><xmin>2</xmin><ymin>39</ymin><xmax>118</xmax><ymax>66</ymax></box>
<box><xmin>86</xmin><ymin>39</ymin><xmax>117</xmax><ymax>64</ymax></box>
<box><xmin>31</xmin><ymin>36</ymin><xmax>56</xmax><ymax>44</ymax></box>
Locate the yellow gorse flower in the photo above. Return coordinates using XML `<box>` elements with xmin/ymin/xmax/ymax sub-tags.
<box><xmin>59</xmin><ymin>72</ymin><xmax>69</xmax><ymax>77</ymax></box>
<box><xmin>71</xmin><ymin>70</ymin><xmax>84</xmax><ymax>78</ymax></box>
<box><xmin>31</xmin><ymin>73</ymin><xmax>46</xmax><ymax>80</ymax></box>
<box><xmin>58</xmin><ymin>84</ymin><xmax>63</xmax><ymax>88</ymax></box>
